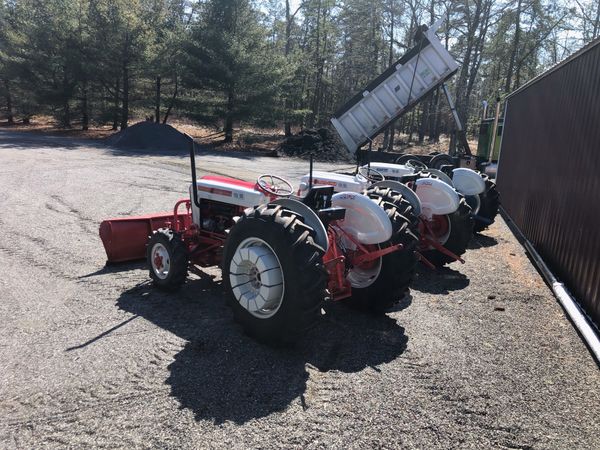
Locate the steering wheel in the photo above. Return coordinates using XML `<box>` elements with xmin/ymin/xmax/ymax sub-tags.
<box><xmin>357</xmin><ymin>166</ymin><xmax>385</xmax><ymax>183</ymax></box>
<box><xmin>257</xmin><ymin>174</ymin><xmax>294</xmax><ymax>197</ymax></box>
<box><xmin>405</xmin><ymin>159</ymin><xmax>428</xmax><ymax>171</ymax></box>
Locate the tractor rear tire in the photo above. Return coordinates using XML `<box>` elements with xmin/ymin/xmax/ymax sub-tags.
<box><xmin>147</xmin><ymin>229</ymin><xmax>189</xmax><ymax>291</ymax></box>
<box><xmin>422</xmin><ymin>198</ymin><xmax>473</xmax><ymax>267</ymax></box>
<box><xmin>429</xmin><ymin>154</ymin><xmax>454</xmax><ymax>170</ymax></box>
<box><xmin>395</xmin><ymin>154</ymin><xmax>420</xmax><ymax>165</ymax></box>
<box><xmin>473</xmin><ymin>176</ymin><xmax>500</xmax><ymax>232</ymax></box>
<box><xmin>222</xmin><ymin>204</ymin><xmax>327</xmax><ymax>345</ymax></box>
<box><xmin>347</xmin><ymin>186</ymin><xmax>420</xmax><ymax>313</ymax></box>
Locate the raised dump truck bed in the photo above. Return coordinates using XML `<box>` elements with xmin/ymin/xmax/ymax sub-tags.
<box><xmin>331</xmin><ymin>20</ymin><xmax>458</xmax><ymax>153</ymax></box>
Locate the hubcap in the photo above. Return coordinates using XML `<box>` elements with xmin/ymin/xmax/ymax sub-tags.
<box><xmin>229</xmin><ymin>237</ymin><xmax>285</xmax><ymax>319</ymax></box>
<box><xmin>422</xmin><ymin>215</ymin><xmax>452</xmax><ymax>246</ymax></box>
<box><xmin>345</xmin><ymin>243</ymin><xmax>383</xmax><ymax>289</ymax></box>
<box><xmin>151</xmin><ymin>243</ymin><xmax>170</xmax><ymax>280</ymax></box>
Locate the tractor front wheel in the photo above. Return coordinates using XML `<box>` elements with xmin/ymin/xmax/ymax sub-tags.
<box><xmin>222</xmin><ymin>204</ymin><xmax>327</xmax><ymax>345</ymax></box>
<box><xmin>147</xmin><ymin>229</ymin><xmax>188</xmax><ymax>291</ymax></box>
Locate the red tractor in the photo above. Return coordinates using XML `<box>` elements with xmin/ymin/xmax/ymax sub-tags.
<box><xmin>100</xmin><ymin>139</ymin><xmax>419</xmax><ymax>344</ymax></box>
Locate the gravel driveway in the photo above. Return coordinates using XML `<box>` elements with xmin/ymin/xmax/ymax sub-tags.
<box><xmin>0</xmin><ymin>129</ymin><xmax>598</xmax><ymax>449</ymax></box>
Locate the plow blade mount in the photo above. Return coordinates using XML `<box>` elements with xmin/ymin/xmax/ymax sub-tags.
<box><xmin>99</xmin><ymin>212</ymin><xmax>186</xmax><ymax>263</ymax></box>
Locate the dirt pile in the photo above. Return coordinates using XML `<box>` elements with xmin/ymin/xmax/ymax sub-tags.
<box><xmin>278</xmin><ymin>128</ymin><xmax>352</xmax><ymax>162</ymax></box>
<box><xmin>107</xmin><ymin>122</ymin><xmax>192</xmax><ymax>152</ymax></box>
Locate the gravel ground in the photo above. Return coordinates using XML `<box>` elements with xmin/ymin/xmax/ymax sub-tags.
<box><xmin>0</xmin><ymin>129</ymin><xmax>598</xmax><ymax>449</ymax></box>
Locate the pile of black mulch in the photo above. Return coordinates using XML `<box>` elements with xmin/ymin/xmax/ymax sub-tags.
<box><xmin>106</xmin><ymin>122</ymin><xmax>192</xmax><ymax>152</ymax></box>
<box><xmin>277</xmin><ymin>128</ymin><xmax>353</xmax><ymax>162</ymax></box>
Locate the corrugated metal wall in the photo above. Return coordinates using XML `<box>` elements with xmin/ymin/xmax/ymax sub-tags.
<box><xmin>497</xmin><ymin>39</ymin><xmax>600</xmax><ymax>327</ymax></box>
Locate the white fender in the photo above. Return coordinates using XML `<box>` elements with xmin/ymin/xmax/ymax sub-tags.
<box><xmin>452</xmin><ymin>168</ymin><xmax>485</xmax><ymax>196</ymax></box>
<box><xmin>272</xmin><ymin>198</ymin><xmax>329</xmax><ymax>252</ymax></box>
<box><xmin>424</xmin><ymin>168</ymin><xmax>454</xmax><ymax>186</ymax></box>
<box><xmin>415</xmin><ymin>177</ymin><xmax>460</xmax><ymax>219</ymax></box>
<box><xmin>372</xmin><ymin>180</ymin><xmax>422</xmax><ymax>217</ymax></box>
<box><xmin>332</xmin><ymin>192</ymin><xmax>392</xmax><ymax>244</ymax></box>
<box><xmin>363</xmin><ymin>162</ymin><xmax>415</xmax><ymax>179</ymax></box>
<box><xmin>298</xmin><ymin>170</ymin><xmax>366</xmax><ymax>195</ymax></box>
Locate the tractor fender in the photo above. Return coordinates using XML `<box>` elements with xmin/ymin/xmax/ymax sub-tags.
<box><xmin>298</xmin><ymin>171</ymin><xmax>366</xmax><ymax>196</ymax></box>
<box><xmin>331</xmin><ymin>192</ymin><xmax>393</xmax><ymax>245</ymax></box>
<box><xmin>415</xmin><ymin>177</ymin><xmax>460</xmax><ymax>219</ymax></box>
<box><xmin>372</xmin><ymin>180</ymin><xmax>422</xmax><ymax>216</ymax></box>
<box><xmin>362</xmin><ymin>162</ymin><xmax>415</xmax><ymax>179</ymax></box>
<box><xmin>423</xmin><ymin>168</ymin><xmax>454</xmax><ymax>186</ymax></box>
<box><xmin>272</xmin><ymin>198</ymin><xmax>329</xmax><ymax>252</ymax></box>
<box><xmin>452</xmin><ymin>168</ymin><xmax>485</xmax><ymax>196</ymax></box>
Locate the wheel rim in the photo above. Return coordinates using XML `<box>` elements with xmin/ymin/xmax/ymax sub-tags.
<box><xmin>346</xmin><ymin>244</ymin><xmax>382</xmax><ymax>288</ymax></box>
<box><xmin>422</xmin><ymin>215</ymin><xmax>452</xmax><ymax>246</ymax></box>
<box><xmin>229</xmin><ymin>237</ymin><xmax>285</xmax><ymax>319</ymax></box>
<box><xmin>151</xmin><ymin>243</ymin><xmax>170</xmax><ymax>280</ymax></box>
<box><xmin>465</xmin><ymin>194</ymin><xmax>481</xmax><ymax>215</ymax></box>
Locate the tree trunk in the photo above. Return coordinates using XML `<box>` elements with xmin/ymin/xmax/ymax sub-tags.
<box><xmin>310</xmin><ymin>0</ymin><xmax>323</xmax><ymax>127</ymax></box>
<box><xmin>155</xmin><ymin>76</ymin><xmax>161</xmax><ymax>123</ymax></box>
<box><xmin>63</xmin><ymin>101</ymin><xmax>71</xmax><ymax>128</ymax></box>
<box><xmin>120</xmin><ymin>65</ymin><xmax>129</xmax><ymax>130</ymax></box>
<box><xmin>430</xmin><ymin>86</ymin><xmax>441</xmax><ymax>142</ymax></box>
<box><xmin>387</xmin><ymin>120</ymin><xmax>396</xmax><ymax>151</ymax></box>
<box><xmin>162</xmin><ymin>75</ymin><xmax>178</xmax><ymax>124</ymax></box>
<box><xmin>594</xmin><ymin>0</ymin><xmax>600</xmax><ymax>39</ymax></box>
<box><xmin>82</xmin><ymin>82</ymin><xmax>89</xmax><ymax>131</ymax></box>
<box><xmin>120</xmin><ymin>30</ymin><xmax>130</xmax><ymax>131</ymax></box>
<box><xmin>224</xmin><ymin>88</ymin><xmax>235</xmax><ymax>143</ymax></box>
<box><xmin>3</xmin><ymin>79</ymin><xmax>14</xmax><ymax>125</ymax></box>
<box><xmin>408</xmin><ymin>110</ymin><xmax>416</xmax><ymax>142</ymax></box>
<box><xmin>62</xmin><ymin>70</ymin><xmax>71</xmax><ymax>128</ymax></box>
<box><xmin>418</xmin><ymin>99</ymin><xmax>430</xmax><ymax>143</ymax></box>
<box><xmin>505</xmin><ymin>0</ymin><xmax>522</xmax><ymax>94</ymax></box>
<box><xmin>283</xmin><ymin>0</ymin><xmax>293</xmax><ymax>136</ymax></box>
<box><xmin>112</xmin><ymin>77</ymin><xmax>120</xmax><ymax>130</ymax></box>
<box><xmin>382</xmin><ymin>0</ymin><xmax>395</xmax><ymax>151</ymax></box>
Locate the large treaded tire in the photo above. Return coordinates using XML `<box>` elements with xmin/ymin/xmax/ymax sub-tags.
<box><xmin>147</xmin><ymin>228</ymin><xmax>188</xmax><ymax>291</ymax></box>
<box><xmin>395</xmin><ymin>153</ymin><xmax>420</xmax><ymax>165</ymax></box>
<box><xmin>473</xmin><ymin>175</ymin><xmax>500</xmax><ymax>232</ymax></box>
<box><xmin>347</xmin><ymin>186</ymin><xmax>420</xmax><ymax>313</ymax></box>
<box><xmin>429</xmin><ymin>154</ymin><xmax>454</xmax><ymax>170</ymax></box>
<box><xmin>422</xmin><ymin>198</ymin><xmax>473</xmax><ymax>267</ymax></box>
<box><xmin>222</xmin><ymin>204</ymin><xmax>327</xmax><ymax>345</ymax></box>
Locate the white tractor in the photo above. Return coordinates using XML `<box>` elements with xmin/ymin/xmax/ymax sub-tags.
<box><xmin>100</xmin><ymin>140</ymin><xmax>420</xmax><ymax>345</ymax></box>
<box><xmin>297</xmin><ymin>162</ymin><xmax>475</xmax><ymax>267</ymax></box>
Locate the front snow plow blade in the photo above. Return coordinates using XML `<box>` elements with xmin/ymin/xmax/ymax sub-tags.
<box><xmin>99</xmin><ymin>212</ymin><xmax>187</xmax><ymax>263</ymax></box>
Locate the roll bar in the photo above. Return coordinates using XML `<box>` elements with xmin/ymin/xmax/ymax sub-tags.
<box><xmin>185</xmin><ymin>133</ymin><xmax>202</xmax><ymax>209</ymax></box>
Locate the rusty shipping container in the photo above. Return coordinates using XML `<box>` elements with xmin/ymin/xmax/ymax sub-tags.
<box><xmin>497</xmin><ymin>38</ymin><xmax>600</xmax><ymax>327</ymax></box>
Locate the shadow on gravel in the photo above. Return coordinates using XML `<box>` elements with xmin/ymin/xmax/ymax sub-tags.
<box><xmin>116</xmin><ymin>276</ymin><xmax>408</xmax><ymax>425</ymax></box>
<box><xmin>79</xmin><ymin>261</ymin><xmax>146</xmax><ymax>278</ymax></box>
<box><xmin>411</xmin><ymin>266</ymin><xmax>470</xmax><ymax>294</ymax></box>
<box><xmin>468</xmin><ymin>233</ymin><xmax>498</xmax><ymax>249</ymax></box>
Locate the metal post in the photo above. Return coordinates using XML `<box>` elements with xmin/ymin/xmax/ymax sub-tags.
<box><xmin>186</xmin><ymin>134</ymin><xmax>201</xmax><ymax>209</ymax></box>
<box><xmin>367</xmin><ymin>139</ymin><xmax>373</xmax><ymax>171</ymax></box>
<box><xmin>442</xmin><ymin>83</ymin><xmax>462</xmax><ymax>132</ymax></box>
<box><xmin>489</xmin><ymin>96</ymin><xmax>502</xmax><ymax>164</ymax></box>
<box><xmin>442</xmin><ymin>83</ymin><xmax>472</xmax><ymax>157</ymax></box>
<box><xmin>309</xmin><ymin>154</ymin><xmax>314</xmax><ymax>190</ymax></box>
